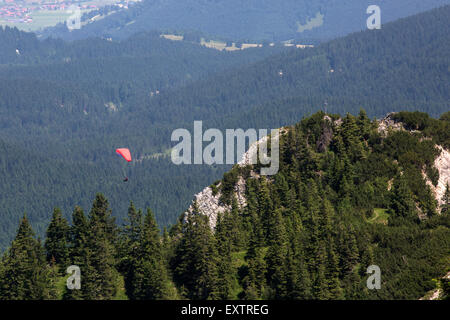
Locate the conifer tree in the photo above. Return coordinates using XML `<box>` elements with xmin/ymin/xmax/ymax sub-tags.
<box><xmin>69</xmin><ymin>206</ymin><xmax>89</xmax><ymax>261</ymax></box>
<box><xmin>265</xmin><ymin>208</ymin><xmax>288</xmax><ymax>299</ymax></box>
<box><xmin>326</xmin><ymin>241</ymin><xmax>344</xmax><ymax>299</ymax></box>
<box><xmin>119</xmin><ymin>202</ymin><xmax>142</xmax><ymax>297</ymax></box>
<box><xmin>313</xmin><ymin>243</ymin><xmax>330</xmax><ymax>300</ymax></box>
<box><xmin>214</xmin><ymin>212</ymin><xmax>234</xmax><ymax>299</ymax></box>
<box><xmin>229</xmin><ymin>196</ymin><xmax>245</xmax><ymax>249</ymax></box>
<box><xmin>63</xmin><ymin>206</ymin><xmax>88</xmax><ymax>300</ymax></box>
<box><xmin>83</xmin><ymin>194</ymin><xmax>118</xmax><ymax>300</ymax></box>
<box><xmin>161</xmin><ymin>226</ymin><xmax>173</xmax><ymax>266</ymax></box>
<box><xmin>45</xmin><ymin>208</ymin><xmax>70</xmax><ymax>272</ymax></box>
<box><xmin>243</xmin><ymin>244</ymin><xmax>266</xmax><ymax>299</ymax></box>
<box><xmin>244</xmin><ymin>179</ymin><xmax>264</xmax><ymax>245</ymax></box>
<box><xmin>172</xmin><ymin>213</ymin><xmax>218</xmax><ymax>300</ymax></box>
<box><xmin>441</xmin><ymin>182</ymin><xmax>450</xmax><ymax>214</ymax></box>
<box><xmin>0</xmin><ymin>215</ymin><xmax>56</xmax><ymax>299</ymax></box>
<box><xmin>339</xmin><ymin>225</ymin><xmax>360</xmax><ymax>275</ymax></box>
<box><xmin>286</xmin><ymin>245</ymin><xmax>312</xmax><ymax>300</ymax></box>
<box><xmin>257</xmin><ymin>179</ymin><xmax>274</xmax><ymax>244</ymax></box>
<box><xmin>130</xmin><ymin>209</ymin><xmax>168</xmax><ymax>300</ymax></box>
<box><xmin>359</xmin><ymin>245</ymin><xmax>374</xmax><ymax>277</ymax></box>
<box><xmin>389</xmin><ymin>175</ymin><xmax>417</xmax><ymax>222</ymax></box>
<box><xmin>242</xmin><ymin>201</ymin><xmax>267</xmax><ymax>298</ymax></box>
<box><xmin>357</xmin><ymin>109</ymin><xmax>372</xmax><ymax>140</ymax></box>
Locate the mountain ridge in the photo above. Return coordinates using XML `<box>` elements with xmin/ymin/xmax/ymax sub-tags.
<box><xmin>184</xmin><ymin>112</ymin><xmax>450</xmax><ymax>229</ymax></box>
<box><xmin>38</xmin><ymin>0</ymin><xmax>450</xmax><ymax>42</ymax></box>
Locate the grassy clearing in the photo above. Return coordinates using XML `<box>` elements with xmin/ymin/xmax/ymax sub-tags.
<box><xmin>369</xmin><ymin>208</ymin><xmax>389</xmax><ymax>224</ymax></box>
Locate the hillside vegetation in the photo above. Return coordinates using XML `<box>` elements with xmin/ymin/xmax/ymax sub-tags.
<box><xmin>0</xmin><ymin>111</ymin><xmax>448</xmax><ymax>300</ymax></box>
<box><xmin>0</xmin><ymin>6</ymin><xmax>449</xmax><ymax>252</ymax></box>
<box><xmin>39</xmin><ymin>0</ymin><xmax>450</xmax><ymax>41</ymax></box>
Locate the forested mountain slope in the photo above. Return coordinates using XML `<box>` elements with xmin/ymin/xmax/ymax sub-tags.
<box><xmin>139</xmin><ymin>5</ymin><xmax>450</xmax><ymax>131</ymax></box>
<box><xmin>175</xmin><ymin>110</ymin><xmax>450</xmax><ymax>300</ymax></box>
<box><xmin>0</xmin><ymin>111</ymin><xmax>448</xmax><ymax>300</ymax></box>
<box><xmin>0</xmin><ymin>27</ymin><xmax>283</xmax><ymax>251</ymax></box>
<box><xmin>39</xmin><ymin>0</ymin><xmax>450</xmax><ymax>42</ymax></box>
<box><xmin>0</xmin><ymin>7</ymin><xmax>448</xmax><ymax>252</ymax></box>
<box><xmin>0</xmin><ymin>27</ymin><xmax>285</xmax><ymax>155</ymax></box>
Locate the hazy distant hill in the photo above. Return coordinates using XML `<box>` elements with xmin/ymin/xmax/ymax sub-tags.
<box><xmin>138</xmin><ymin>5</ymin><xmax>450</xmax><ymax>129</ymax></box>
<box><xmin>39</xmin><ymin>0</ymin><xmax>450</xmax><ymax>41</ymax></box>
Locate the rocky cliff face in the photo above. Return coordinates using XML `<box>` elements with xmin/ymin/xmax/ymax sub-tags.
<box><xmin>424</xmin><ymin>145</ymin><xmax>450</xmax><ymax>212</ymax></box>
<box><xmin>184</xmin><ymin>128</ymin><xmax>284</xmax><ymax>229</ymax></box>
<box><xmin>420</xmin><ymin>271</ymin><xmax>450</xmax><ymax>300</ymax></box>
<box><xmin>376</xmin><ymin>113</ymin><xmax>450</xmax><ymax>212</ymax></box>
<box><xmin>185</xmin><ymin>176</ymin><xmax>247</xmax><ymax>229</ymax></box>
<box><xmin>377</xmin><ymin>112</ymin><xmax>408</xmax><ymax>136</ymax></box>
<box><xmin>184</xmin><ymin>113</ymin><xmax>450</xmax><ymax>229</ymax></box>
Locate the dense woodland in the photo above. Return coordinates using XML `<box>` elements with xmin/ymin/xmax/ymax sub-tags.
<box><xmin>38</xmin><ymin>0</ymin><xmax>449</xmax><ymax>42</ymax></box>
<box><xmin>0</xmin><ymin>27</ymin><xmax>282</xmax><ymax>251</ymax></box>
<box><xmin>0</xmin><ymin>6</ymin><xmax>449</xmax><ymax>252</ymax></box>
<box><xmin>0</xmin><ymin>110</ymin><xmax>448</xmax><ymax>300</ymax></box>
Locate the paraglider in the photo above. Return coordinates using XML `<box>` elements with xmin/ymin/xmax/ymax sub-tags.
<box><xmin>116</xmin><ymin>148</ymin><xmax>132</xmax><ymax>182</ymax></box>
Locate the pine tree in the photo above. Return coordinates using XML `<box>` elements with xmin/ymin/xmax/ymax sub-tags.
<box><xmin>303</xmin><ymin>179</ymin><xmax>321</xmax><ymax>268</ymax></box>
<box><xmin>242</xmin><ymin>204</ymin><xmax>267</xmax><ymax>299</ymax></box>
<box><xmin>357</xmin><ymin>109</ymin><xmax>372</xmax><ymax>140</ymax></box>
<box><xmin>243</xmin><ymin>245</ymin><xmax>266</xmax><ymax>299</ymax></box>
<box><xmin>69</xmin><ymin>206</ymin><xmax>89</xmax><ymax>262</ymax></box>
<box><xmin>389</xmin><ymin>175</ymin><xmax>417</xmax><ymax>222</ymax></box>
<box><xmin>285</xmin><ymin>243</ymin><xmax>312</xmax><ymax>300</ymax></box>
<box><xmin>338</xmin><ymin>225</ymin><xmax>360</xmax><ymax>275</ymax></box>
<box><xmin>118</xmin><ymin>202</ymin><xmax>143</xmax><ymax>293</ymax></box>
<box><xmin>119</xmin><ymin>203</ymin><xmax>139</xmax><ymax>296</ymax></box>
<box><xmin>161</xmin><ymin>226</ymin><xmax>173</xmax><ymax>266</ymax></box>
<box><xmin>172</xmin><ymin>213</ymin><xmax>218</xmax><ymax>300</ymax></box>
<box><xmin>265</xmin><ymin>208</ymin><xmax>288</xmax><ymax>299</ymax></box>
<box><xmin>229</xmin><ymin>196</ymin><xmax>245</xmax><ymax>249</ymax></box>
<box><xmin>274</xmin><ymin>173</ymin><xmax>290</xmax><ymax>209</ymax></box>
<box><xmin>341</xmin><ymin>113</ymin><xmax>366</xmax><ymax>161</ymax></box>
<box><xmin>33</xmin><ymin>238</ymin><xmax>59</xmax><ymax>300</ymax></box>
<box><xmin>257</xmin><ymin>178</ymin><xmax>274</xmax><ymax>244</ymax></box>
<box><xmin>284</xmin><ymin>207</ymin><xmax>312</xmax><ymax>300</ymax></box>
<box><xmin>83</xmin><ymin>194</ymin><xmax>118</xmax><ymax>300</ymax></box>
<box><xmin>326</xmin><ymin>240</ymin><xmax>344</xmax><ymax>299</ymax></box>
<box><xmin>0</xmin><ymin>215</ymin><xmax>56</xmax><ymax>299</ymax></box>
<box><xmin>313</xmin><ymin>243</ymin><xmax>330</xmax><ymax>300</ymax></box>
<box><xmin>131</xmin><ymin>209</ymin><xmax>168</xmax><ymax>300</ymax></box>
<box><xmin>359</xmin><ymin>245</ymin><xmax>374</xmax><ymax>277</ymax></box>
<box><xmin>245</xmin><ymin>178</ymin><xmax>264</xmax><ymax>245</ymax></box>
<box><xmin>63</xmin><ymin>206</ymin><xmax>88</xmax><ymax>300</ymax></box>
<box><xmin>44</xmin><ymin>208</ymin><xmax>70</xmax><ymax>272</ymax></box>
<box><xmin>214</xmin><ymin>212</ymin><xmax>234</xmax><ymax>299</ymax></box>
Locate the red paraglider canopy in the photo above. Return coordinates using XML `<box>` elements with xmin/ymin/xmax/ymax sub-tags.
<box><xmin>116</xmin><ymin>148</ymin><xmax>132</xmax><ymax>162</ymax></box>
